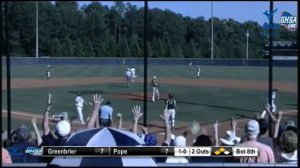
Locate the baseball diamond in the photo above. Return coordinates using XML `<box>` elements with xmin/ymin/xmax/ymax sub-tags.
<box><xmin>2</xmin><ymin>62</ymin><xmax>297</xmax><ymax>139</ymax></box>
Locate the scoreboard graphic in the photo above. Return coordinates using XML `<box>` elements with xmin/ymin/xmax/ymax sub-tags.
<box><xmin>41</xmin><ymin>146</ymin><xmax>258</xmax><ymax>157</ymax></box>
<box><xmin>211</xmin><ymin>147</ymin><xmax>232</xmax><ymax>157</ymax></box>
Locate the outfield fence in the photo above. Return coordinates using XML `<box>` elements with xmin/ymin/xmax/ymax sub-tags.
<box><xmin>1</xmin><ymin>57</ymin><xmax>297</xmax><ymax>67</ymax></box>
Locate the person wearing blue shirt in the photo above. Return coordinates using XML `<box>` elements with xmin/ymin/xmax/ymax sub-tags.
<box><xmin>98</xmin><ymin>101</ymin><xmax>113</xmax><ymax>127</ymax></box>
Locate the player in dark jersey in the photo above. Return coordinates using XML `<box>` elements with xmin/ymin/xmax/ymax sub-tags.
<box><xmin>165</xmin><ymin>93</ymin><xmax>176</xmax><ymax>130</ymax></box>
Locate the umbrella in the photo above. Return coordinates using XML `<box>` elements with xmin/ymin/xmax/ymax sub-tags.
<box><xmin>50</xmin><ymin>127</ymin><xmax>157</xmax><ymax>167</ymax></box>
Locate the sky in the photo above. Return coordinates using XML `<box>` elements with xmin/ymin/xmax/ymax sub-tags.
<box><xmin>78</xmin><ymin>1</ymin><xmax>297</xmax><ymax>26</ymax></box>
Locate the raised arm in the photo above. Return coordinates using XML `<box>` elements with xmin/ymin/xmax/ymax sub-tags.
<box><xmin>87</xmin><ymin>94</ymin><xmax>103</xmax><ymax>129</ymax></box>
<box><xmin>273</xmin><ymin>111</ymin><xmax>283</xmax><ymax>139</ymax></box>
<box><xmin>42</xmin><ymin>93</ymin><xmax>52</xmax><ymax>136</ymax></box>
<box><xmin>95</xmin><ymin>114</ymin><xmax>100</xmax><ymax>128</ymax></box>
<box><xmin>264</xmin><ymin>105</ymin><xmax>276</xmax><ymax>122</ymax></box>
<box><xmin>160</xmin><ymin>108</ymin><xmax>171</xmax><ymax>145</ymax></box>
<box><xmin>213</xmin><ymin>120</ymin><xmax>219</xmax><ymax>146</ymax></box>
<box><xmin>132</xmin><ymin>105</ymin><xmax>143</xmax><ymax>134</ymax></box>
<box><xmin>32</xmin><ymin>116</ymin><xmax>43</xmax><ymax>146</ymax></box>
<box><xmin>230</xmin><ymin>118</ymin><xmax>237</xmax><ymax>137</ymax></box>
<box><xmin>142</xmin><ymin>126</ymin><xmax>149</xmax><ymax>135</ymax></box>
<box><xmin>117</xmin><ymin>113</ymin><xmax>123</xmax><ymax>129</ymax></box>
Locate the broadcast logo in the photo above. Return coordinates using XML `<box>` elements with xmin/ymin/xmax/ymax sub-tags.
<box><xmin>25</xmin><ymin>147</ymin><xmax>42</xmax><ymax>156</ymax></box>
<box><xmin>280</xmin><ymin>11</ymin><xmax>297</xmax><ymax>31</ymax></box>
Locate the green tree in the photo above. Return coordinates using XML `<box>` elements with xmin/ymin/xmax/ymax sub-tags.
<box><xmin>49</xmin><ymin>38</ymin><xmax>62</xmax><ymax>57</ymax></box>
<box><xmin>82</xmin><ymin>2</ymin><xmax>110</xmax><ymax>57</ymax></box>
<box><xmin>84</xmin><ymin>40</ymin><xmax>95</xmax><ymax>57</ymax></box>
<box><xmin>74</xmin><ymin>38</ymin><xmax>84</xmax><ymax>57</ymax></box>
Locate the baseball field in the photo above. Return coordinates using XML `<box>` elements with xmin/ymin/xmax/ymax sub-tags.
<box><xmin>1</xmin><ymin>62</ymin><xmax>297</xmax><ymax>144</ymax></box>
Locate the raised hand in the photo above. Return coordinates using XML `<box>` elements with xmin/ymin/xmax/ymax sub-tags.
<box><xmin>264</xmin><ymin>104</ymin><xmax>271</xmax><ymax>112</ymax></box>
<box><xmin>46</xmin><ymin>93</ymin><xmax>53</xmax><ymax>111</ymax></box>
<box><xmin>32</xmin><ymin>116</ymin><xmax>37</xmax><ymax>125</ymax></box>
<box><xmin>132</xmin><ymin>105</ymin><xmax>143</xmax><ymax>121</ymax></box>
<box><xmin>93</xmin><ymin>94</ymin><xmax>104</xmax><ymax>107</ymax></box>
<box><xmin>230</xmin><ymin>118</ymin><xmax>237</xmax><ymax>129</ymax></box>
<box><xmin>160</xmin><ymin>108</ymin><xmax>170</xmax><ymax>121</ymax></box>
<box><xmin>117</xmin><ymin>113</ymin><xmax>122</xmax><ymax>119</ymax></box>
<box><xmin>47</xmin><ymin>93</ymin><xmax>52</xmax><ymax>105</ymax></box>
<box><xmin>213</xmin><ymin>120</ymin><xmax>219</xmax><ymax>131</ymax></box>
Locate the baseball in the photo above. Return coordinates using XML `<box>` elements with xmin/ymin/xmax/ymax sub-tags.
<box><xmin>190</xmin><ymin>121</ymin><xmax>200</xmax><ymax>135</ymax></box>
<box><xmin>117</xmin><ymin>113</ymin><xmax>122</xmax><ymax>118</ymax></box>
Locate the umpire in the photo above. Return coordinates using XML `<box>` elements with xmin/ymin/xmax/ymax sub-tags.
<box><xmin>98</xmin><ymin>101</ymin><xmax>113</xmax><ymax>127</ymax></box>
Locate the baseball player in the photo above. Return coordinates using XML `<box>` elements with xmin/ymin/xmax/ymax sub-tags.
<box><xmin>151</xmin><ymin>76</ymin><xmax>160</xmax><ymax>102</ymax></box>
<box><xmin>75</xmin><ymin>92</ymin><xmax>86</xmax><ymax>125</ymax></box>
<box><xmin>197</xmin><ymin>66</ymin><xmax>201</xmax><ymax>78</ymax></box>
<box><xmin>46</xmin><ymin>65</ymin><xmax>51</xmax><ymax>80</ymax></box>
<box><xmin>130</xmin><ymin>67</ymin><xmax>136</xmax><ymax>82</ymax></box>
<box><xmin>165</xmin><ymin>93</ymin><xmax>176</xmax><ymax>130</ymax></box>
<box><xmin>126</xmin><ymin>68</ymin><xmax>132</xmax><ymax>88</ymax></box>
<box><xmin>261</xmin><ymin>89</ymin><xmax>278</xmax><ymax>118</ymax></box>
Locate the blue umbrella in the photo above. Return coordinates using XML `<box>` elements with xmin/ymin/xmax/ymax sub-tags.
<box><xmin>50</xmin><ymin>127</ymin><xmax>157</xmax><ymax>167</ymax></box>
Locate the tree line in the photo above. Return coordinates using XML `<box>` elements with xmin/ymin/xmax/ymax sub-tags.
<box><xmin>1</xmin><ymin>1</ymin><xmax>297</xmax><ymax>58</ymax></box>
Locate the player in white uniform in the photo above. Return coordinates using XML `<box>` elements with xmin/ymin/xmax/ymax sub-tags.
<box><xmin>261</xmin><ymin>89</ymin><xmax>278</xmax><ymax>118</ymax></box>
<box><xmin>197</xmin><ymin>66</ymin><xmax>201</xmax><ymax>78</ymax></box>
<box><xmin>46</xmin><ymin>65</ymin><xmax>51</xmax><ymax>80</ymax></box>
<box><xmin>151</xmin><ymin>76</ymin><xmax>160</xmax><ymax>102</ymax></box>
<box><xmin>130</xmin><ymin>67</ymin><xmax>136</xmax><ymax>81</ymax></box>
<box><xmin>126</xmin><ymin>68</ymin><xmax>132</xmax><ymax>88</ymax></box>
<box><xmin>75</xmin><ymin>92</ymin><xmax>86</xmax><ymax>125</ymax></box>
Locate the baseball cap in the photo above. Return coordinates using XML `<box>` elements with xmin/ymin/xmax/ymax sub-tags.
<box><xmin>55</xmin><ymin>120</ymin><xmax>71</xmax><ymax>137</ymax></box>
<box><xmin>153</xmin><ymin>76</ymin><xmax>156</xmax><ymax>79</ymax></box>
<box><xmin>284</xmin><ymin>120</ymin><xmax>295</xmax><ymax>129</ymax></box>
<box><xmin>244</xmin><ymin>120</ymin><xmax>260</xmax><ymax>138</ymax></box>
<box><xmin>144</xmin><ymin>134</ymin><xmax>157</xmax><ymax>146</ymax></box>
<box><xmin>220</xmin><ymin>130</ymin><xmax>241</xmax><ymax>146</ymax></box>
<box><xmin>174</xmin><ymin>136</ymin><xmax>186</xmax><ymax>147</ymax></box>
<box><xmin>284</xmin><ymin>120</ymin><xmax>297</xmax><ymax>134</ymax></box>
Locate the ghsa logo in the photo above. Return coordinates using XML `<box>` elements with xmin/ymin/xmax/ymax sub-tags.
<box><xmin>280</xmin><ymin>11</ymin><xmax>297</xmax><ymax>31</ymax></box>
<box><xmin>25</xmin><ymin>147</ymin><xmax>42</xmax><ymax>156</ymax></box>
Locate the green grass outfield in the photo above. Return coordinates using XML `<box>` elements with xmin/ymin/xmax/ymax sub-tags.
<box><xmin>2</xmin><ymin>65</ymin><xmax>297</xmax><ymax>130</ymax></box>
<box><xmin>1</xmin><ymin>64</ymin><xmax>297</xmax><ymax>82</ymax></box>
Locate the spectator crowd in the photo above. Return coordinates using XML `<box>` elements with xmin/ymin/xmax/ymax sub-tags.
<box><xmin>2</xmin><ymin>93</ymin><xmax>298</xmax><ymax>166</ymax></box>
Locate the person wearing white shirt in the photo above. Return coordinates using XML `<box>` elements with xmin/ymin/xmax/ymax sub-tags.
<box><xmin>126</xmin><ymin>68</ymin><xmax>132</xmax><ymax>88</ymax></box>
<box><xmin>197</xmin><ymin>66</ymin><xmax>201</xmax><ymax>78</ymax></box>
<box><xmin>165</xmin><ymin>136</ymin><xmax>189</xmax><ymax>163</ymax></box>
<box><xmin>75</xmin><ymin>92</ymin><xmax>85</xmax><ymax>125</ymax></box>
<box><xmin>130</xmin><ymin>67</ymin><xmax>136</xmax><ymax>81</ymax></box>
